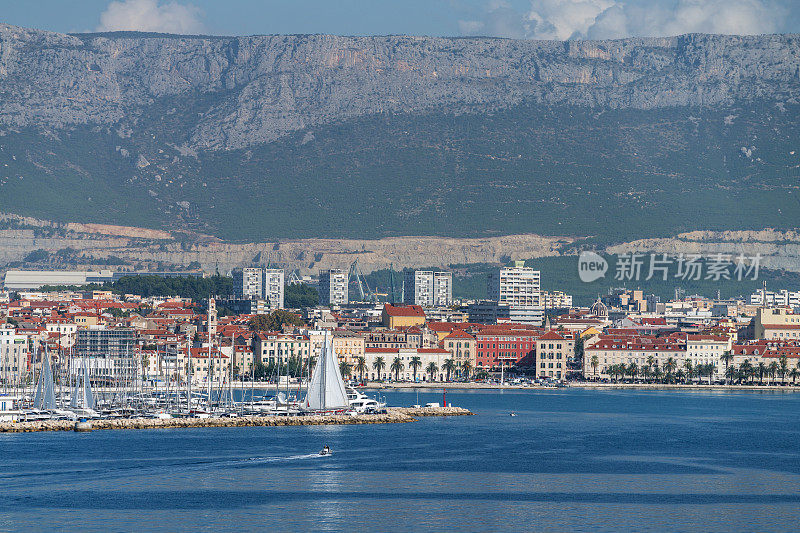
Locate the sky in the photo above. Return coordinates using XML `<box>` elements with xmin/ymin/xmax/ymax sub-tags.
<box><xmin>1</xmin><ymin>0</ymin><xmax>799</xmax><ymax>40</ymax></box>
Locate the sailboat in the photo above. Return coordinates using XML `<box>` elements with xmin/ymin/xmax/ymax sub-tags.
<box><xmin>30</xmin><ymin>347</ymin><xmax>75</xmax><ymax>420</ymax></box>
<box><xmin>303</xmin><ymin>332</ymin><xmax>349</xmax><ymax>413</ymax></box>
<box><xmin>70</xmin><ymin>357</ymin><xmax>99</xmax><ymax>419</ymax></box>
<box><xmin>32</xmin><ymin>347</ymin><xmax>57</xmax><ymax>410</ymax></box>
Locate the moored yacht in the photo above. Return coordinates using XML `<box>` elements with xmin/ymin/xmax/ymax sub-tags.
<box><xmin>346</xmin><ymin>388</ymin><xmax>386</xmax><ymax>413</ymax></box>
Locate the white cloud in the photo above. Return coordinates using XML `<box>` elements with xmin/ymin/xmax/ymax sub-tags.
<box><xmin>527</xmin><ymin>0</ymin><xmax>616</xmax><ymax>40</ymax></box>
<box><xmin>96</xmin><ymin>0</ymin><xmax>205</xmax><ymax>34</ymax></box>
<box><xmin>459</xmin><ymin>0</ymin><xmax>789</xmax><ymax>40</ymax></box>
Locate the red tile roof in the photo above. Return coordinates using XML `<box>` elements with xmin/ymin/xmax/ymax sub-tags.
<box><xmin>538</xmin><ymin>331</ymin><xmax>566</xmax><ymax>341</ymax></box>
<box><xmin>383</xmin><ymin>304</ymin><xmax>426</xmax><ymax>317</ymax></box>
<box><xmin>443</xmin><ymin>329</ymin><xmax>475</xmax><ymax>340</ymax></box>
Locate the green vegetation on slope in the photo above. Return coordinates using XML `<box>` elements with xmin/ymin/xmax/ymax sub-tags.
<box><xmin>39</xmin><ymin>275</ymin><xmax>233</xmax><ymax>300</ymax></box>
<box><xmin>1</xmin><ymin>101</ymin><xmax>798</xmax><ymax>243</ymax></box>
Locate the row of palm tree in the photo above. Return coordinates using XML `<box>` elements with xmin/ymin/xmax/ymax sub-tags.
<box><xmin>590</xmin><ymin>351</ymin><xmax>800</xmax><ymax>386</ymax></box>
<box><xmin>721</xmin><ymin>358</ymin><xmax>800</xmax><ymax>385</ymax></box>
<box><xmin>601</xmin><ymin>357</ymin><xmax>717</xmax><ymax>384</ymax></box>
<box><xmin>337</xmin><ymin>356</ymin><xmax>474</xmax><ymax>382</ymax></box>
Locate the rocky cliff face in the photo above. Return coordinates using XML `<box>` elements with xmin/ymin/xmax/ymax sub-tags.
<box><xmin>1</xmin><ymin>25</ymin><xmax>798</xmax><ymax>243</ymax></box>
<box><xmin>1</xmin><ymin>25</ymin><xmax>798</xmax><ymax>150</ymax></box>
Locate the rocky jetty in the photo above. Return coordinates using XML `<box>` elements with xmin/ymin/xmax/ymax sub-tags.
<box><xmin>0</xmin><ymin>406</ymin><xmax>473</xmax><ymax>433</ymax></box>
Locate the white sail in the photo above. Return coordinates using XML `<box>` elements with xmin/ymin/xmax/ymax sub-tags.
<box><xmin>303</xmin><ymin>332</ymin><xmax>348</xmax><ymax>410</ymax></box>
<box><xmin>71</xmin><ymin>358</ymin><xmax>95</xmax><ymax>410</ymax></box>
<box><xmin>33</xmin><ymin>348</ymin><xmax>57</xmax><ymax>410</ymax></box>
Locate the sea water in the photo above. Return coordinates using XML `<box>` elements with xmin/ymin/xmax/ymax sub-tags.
<box><xmin>1</xmin><ymin>388</ymin><xmax>799</xmax><ymax>532</ymax></box>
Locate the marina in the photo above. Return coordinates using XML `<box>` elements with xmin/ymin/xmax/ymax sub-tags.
<box><xmin>1</xmin><ymin>333</ymin><xmax>473</xmax><ymax>432</ymax></box>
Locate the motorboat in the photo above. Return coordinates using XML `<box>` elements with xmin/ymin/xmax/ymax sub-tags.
<box><xmin>319</xmin><ymin>446</ymin><xmax>331</xmax><ymax>456</ymax></box>
<box><xmin>346</xmin><ymin>388</ymin><xmax>386</xmax><ymax>413</ymax></box>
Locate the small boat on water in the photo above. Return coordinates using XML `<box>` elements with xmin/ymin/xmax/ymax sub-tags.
<box><xmin>319</xmin><ymin>446</ymin><xmax>331</xmax><ymax>456</ymax></box>
<box><xmin>509</xmin><ymin>412</ymin><xmax>517</xmax><ymax>417</ymax></box>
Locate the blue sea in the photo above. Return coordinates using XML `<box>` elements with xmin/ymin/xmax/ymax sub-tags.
<box><xmin>1</xmin><ymin>388</ymin><xmax>799</xmax><ymax>532</ymax></box>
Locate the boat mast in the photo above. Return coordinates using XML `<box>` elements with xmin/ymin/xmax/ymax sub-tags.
<box><xmin>207</xmin><ymin>300</ymin><xmax>213</xmax><ymax>411</ymax></box>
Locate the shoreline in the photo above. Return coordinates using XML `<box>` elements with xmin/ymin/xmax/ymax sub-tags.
<box><xmin>360</xmin><ymin>382</ymin><xmax>800</xmax><ymax>392</ymax></box>
<box><xmin>0</xmin><ymin>406</ymin><xmax>473</xmax><ymax>434</ymax></box>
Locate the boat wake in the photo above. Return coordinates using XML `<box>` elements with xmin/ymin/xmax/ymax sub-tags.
<box><xmin>244</xmin><ymin>453</ymin><xmax>325</xmax><ymax>464</ymax></box>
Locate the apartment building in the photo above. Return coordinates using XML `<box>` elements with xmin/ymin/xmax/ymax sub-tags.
<box><xmin>753</xmin><ymin>307</ymin><xmax>800</xmax><ymax>340</ymax></box>
<box><xmin>232</xmin><ymin>268</ymin><xmax>284</xmax><ymax>309</ymax></box>
<box><xmin>541</xmin><ymin>290</ymin><xmax>573</xmax><ymax>309</ymax></box>
<box><xmin>535</xmin><ymin>330</ymin><xmax>575</xmax><ymax>380</ymax></box>
<box><xmin>475</xmin><ymin>327</ymin><xmax>540</xmax><ymax>369</ymax></box>
<box><xmin>232</xmin><ymin>268</ymin><xmax>263</xmax><ymax>299</ymax></box>
<box><xmin>253</xmin><ymin>333</ymin><xmax>311</xmax><ymax>365</ymax></box>
<box><xmin>749</xmin><ymin>289</ymin><xmax>800</xmax><ymax>308</ymax></box>
<box><xmin>403</xmin><ymin>270</ymin><xmax>453</xmax><ymax>307</ymax></box>
<box><xmin>441</xmin><ymin>329</ymin><xmax>477</xmax><ymax>371</ymax></box>
<box><xmin>583</xmin><ymin>333</ymin><xmax>686</xmax><ymax>380</ymax></box>
<box><xmin>487</xmin><ymin>261</ymin><xmax>543</xmax><ymax>325</ymax></box>
<box><xmin>0</xmin><ymin>325</ymin><xmax>28</xmax><ymax>385</ymax></box>
<box><xmin>263</xmin><ymin>269</ymin><xmax>285</xmax><ymax>310</ymax></box>
<box><xmin>319</xmin><ymin>269</ymin><xmax>348</xmax><ymax>306</ymax></box>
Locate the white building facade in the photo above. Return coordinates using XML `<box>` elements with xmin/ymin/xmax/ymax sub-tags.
<box><xmin>403</xmin><ymin>270</ymin><xmax>453</xmax><ymax>307</ymax></box>
<box><xmin>319</xmin><ymin>269</ymin><xmax>348</xmax><ymax>306</ymax></box>
<box><xmin>263</xmin><ymin>269</ymin><xmax>285</xmax><ymax>310</ymax></box>
<box><xmin>232</xmin><ymin>268</ymin><xmax>263</xmax><ymax>299</ymax></box>
<box><xmin>487</xmin><ymin>262</ymin><xmax>543</xmax><ymax>325</ymax></box>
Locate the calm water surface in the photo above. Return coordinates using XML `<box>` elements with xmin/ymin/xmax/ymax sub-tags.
<box><xmin>1</xmin><ymin>388</ymin><xmax>799</xmax><ymax>532</ymax></box>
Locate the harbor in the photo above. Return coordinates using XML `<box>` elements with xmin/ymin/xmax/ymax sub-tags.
<box><xmin>2</xmin><ymin>331</ymin><xmax>473</xmax><ymax>431</ymax></box>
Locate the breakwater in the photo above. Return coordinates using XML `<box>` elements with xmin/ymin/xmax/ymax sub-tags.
<box><xmin>0</xmin><ymin>406</ymin><xmax>473</xmax><ymax>433</ymax></box>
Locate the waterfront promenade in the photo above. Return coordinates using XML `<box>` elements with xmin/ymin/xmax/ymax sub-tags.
<box><xmin>361</xmin><ymin>381</ymin><xmax>800</xmax><ymax>392</ymax></box>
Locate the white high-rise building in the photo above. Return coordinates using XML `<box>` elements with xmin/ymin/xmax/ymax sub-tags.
<box><xmin>0</xmin><ymin>325</ymin><xmax>28</xmax><ymax>385</ymax></box>
<box><xmin>232</xmin><ymin>268</ymin><xmax>263</xmax><ymax>299</ymax></box>
<box><xmin>263</xmin><ymin>269</ymin><xmax>285</xmax><ymax>309</ymax></box>
<box><xmin>487</xmin><ymin>261</ymin><xmax>542</xmax><ymax>325</ymax></box>
<box><xmin>749</xmin><ymin>289</ymin><xmax>800</xmax><ymax>309</ymax></box>
<box><xmin>319</xmin><ymin>269</ymin><xmax>348</xmax><ymax>306</ymax></box>
<box><xmin>404</xmin><ymin>270</ymin><xmax>453</xmax><ymax>307</ymax></box>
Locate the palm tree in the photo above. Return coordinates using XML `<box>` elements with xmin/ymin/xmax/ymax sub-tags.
<box><xmin>779</xmin><ymin>356</ymin><xmax>789</xmax><ymax>385</ymax></box>
<box><xmin>442</xmin><ymin>358</ymin><xmax>456</xmax><ymax>381</ymax></box>
<box><xmin>641</xmin><ymin>364</ymin><xmax>651</xmax><ymax>382</ymax></box>
<box><xmin>372</xmin><ymin>356</ymin><xmax>385</xmax><ymax>381</ymax></box>
<box><xmin>426</xmin><ymin>361</ymin><xmax>438</xmax><ymax>382</ymax></box>
<box><xmin>757</xmin><ymin>362</ymin><xmax>767</xmax><ymax>385</ymax></box>
<box><xmin>339</xmin><ymin>360</ymin><xmax>352</xmax><ymax>379</ymax></box>
<box><xmin>725</xmin><ymin>364</ymin><xmax>738</xmax><ymax>384</ymax></box>
<box><xmin>664</xmin><ymin>357</ymin><xmax>677</xmax><ymax>383</ymax></box>
<box><xmin>355</xmin><ymin>356</ymin><xmax>367</xmax><ymax>383</ymax></box>
<box><xmin>740</xmin><ymin>359</ymin><xmax>754</xmax><ymax>384</ymax></box>
<box><xmin>683</xmin><ymin>360</ymin><xmax>694</xmax><ymax>383</ymax></box>
<box><xmin>701</xmin><ymin>363</ymin><xmax>715</xmax><ymax>385</ymax></box>
<box><xmin>390</xmin><ymin>357</ymin><xmax>404</xmax><ymax>381</ymax></box>
<box><xmin>652</xmin><ymin>366</ymin><xmax>663</xmax><ymax>383</ymax></box>
<box><xmin>768</xmin><ymin>361</ymin><xmax>779</xmax><ymax>385</ymax></box>
<box><xmin>614</xmin><ymin>363</ymin><xmax>625</xmax><ymax>383</ymax></box>
<box><xmin>627</xmin><ymin>363</ymin><xmax>639</xmax><ymax>382</ymax></box>
<box><xmin>720</xmin><ymin>351</ymin><xmax>734</xmax><ymax>384</ymax></box>
<box><xmin>590</xmin><ymin>355</ymin><xmax>599</xmax><ymax>379</ymax></box>
<box><xmin>461</xmin><ymin>361</ymin><xmax>473</xmax><ymax>380</ymax></box>
<box><xmin>789</xmin><ymin>368</ymin><xmax>800</xmax><ymax>386</ymax></box>
<box><xmin>410</xmin><ymin>356</ymin><xmax>422</xmax><ymax>381</ymax></box>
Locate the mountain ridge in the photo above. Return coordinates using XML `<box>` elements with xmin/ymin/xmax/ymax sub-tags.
<box><xmin>0</xmin><ymin>24</ymin><xmax>799</xmax><ymax>242</ymax></box>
